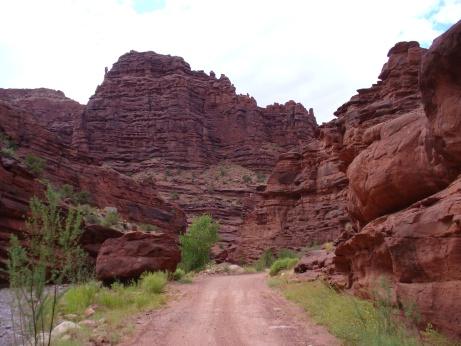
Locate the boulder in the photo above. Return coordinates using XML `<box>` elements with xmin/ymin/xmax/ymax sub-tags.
<box><xmin>95</xmin><ymin>231</ymin><xmax>180</xmax><ymax>282</ymax></box>
<box><xmin>347</xmin><ymin>109</ymin><xmax>456</xmax><ymax>225</ymax></box>
<box><xmin>336</xmin><ymin>176</ymin><xmax>461</xmax><ymax>337</ymax></box>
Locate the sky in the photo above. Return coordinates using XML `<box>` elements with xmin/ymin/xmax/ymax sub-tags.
<box><xmin>0</xmin><ymin>1</ymin><xmax>460</xmax><ymax>123</ymax></box>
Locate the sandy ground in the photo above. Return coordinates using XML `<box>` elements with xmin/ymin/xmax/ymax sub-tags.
<box><xmin>121</xmin><ymin>273</ymin><xmax>339</xmax><ymax>346</ymax></box>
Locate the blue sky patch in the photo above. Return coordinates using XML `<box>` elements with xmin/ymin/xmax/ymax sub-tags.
<box><xmin>132</xmin><ymin>0</ymin><xmax>166</xmax><ymax>14</ymax></box>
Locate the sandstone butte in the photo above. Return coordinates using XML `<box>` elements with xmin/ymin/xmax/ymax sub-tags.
<box><xmin>0</xmin><ymin>19</ymin><xmax>460</xmax><ymax>339</ymax></box>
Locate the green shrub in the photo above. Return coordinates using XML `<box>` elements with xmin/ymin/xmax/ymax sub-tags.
<box><xmin>102</xmin><ymin>211</ymin><xmax>119</xmax><ymax>227</ymax></box>
<box><xmin>269</xmin><ymin>257</ymin><xmax>298</xmax><ymax>276</ymax></box>
<box><xmin>59</xmin><ymin>184</ymin><xmax>74</xmax><ymax>199</ymax></box>
<box><xmin>277</xmin><ymin>248</ymin><xmax>299</xmax><ymax>259</ymax></box>
<box><xmin>61</xmin><ymin>281</ymin><xmax>101</xmax><ymax>315</ymax></box>
<box><xmin>1</xmin><ymin>146</ymin><xmax>16</xmax><ymax>158</ymax></box>
<box><xmin>256</xmin><ymin>172</ymin><xmax>266</xmax><ymax>183</ymax></box>
<box><xmin>7</xmin><ymin>185</ymin><xmax>88</xmax><ymax>345</ymax></box>
<box><xmin>255</xmin><ymin>249</ymin><xmax>275</xmax><ymax>271</ymax></box>
<box><xmin>24</xmin><ymin>154</ymin><xmax>46</xmax><ymax>176</ymax></box>
<box><xmin>73</xmin><ymin>190</ymin><xmax>91</xmax><ymax>205</ymax></box>
<box><xmin>172</xmin><ymin>268</ymin><xmax>185</xmax><ymax>281</ymax></box>
<box><xmin>242</xmin><ymin>175</ymin><xmax>252</xmax><ymax>184</ymax></box>
<box><xmin>171</xmin><ymin>192</ymin><xmax>179</xmax><ymax>200</ymax></box>
<box><xmin>140</xmin><ymin>272</ymin><xmax>168</xmax><ymax>294</ymax></box>
<box><xmin>179</xmin><ymin>214</ymin><xmax>219</xmax><ymax>272</ymax></box>
<box><xmin>140</xmin><ymin>223</ymin><xmax>157</xmax><ymax>232</ymax></box>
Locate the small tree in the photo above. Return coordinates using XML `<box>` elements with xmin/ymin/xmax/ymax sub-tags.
<box><xmin>7</xmin><ymin>185</ymin><xmax>88</xmax><ymax>346</ymax></box>
<box><xmin>179</xmin><ymin>214</ymin><xmax>219</xmax><ymax>272</ymax></box>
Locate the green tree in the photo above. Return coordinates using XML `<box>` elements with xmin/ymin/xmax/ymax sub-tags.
<box><xmin>7</xmin><ymin>185</ymin><xmax>88</xmax><ymax>346</ymax></box>
<box><xmin>179</xmin><ymin>214</ymin><xmax>219</xmax><ymax>272</ymax></box>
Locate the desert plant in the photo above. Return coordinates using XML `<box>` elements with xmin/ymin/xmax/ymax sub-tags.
<box><xmin>322</xmin><ymin>242</ymin><xmax>334</xmax><ymax>253</ymax></box>
<box><xmin>242</xmin><ymin>175</ymin><xmax>252</xmax><ymax>184</ymax></box>
<box><xmin>256</xmin><ymin>172</ymin><xmax>266</xmax><ymax>183</ymax></box>
<box><xmin>171</xmin><ymin>192</ymin><xmax>179</xmax><ymax>200</ymax></box>
<box><xmin>179</xmin><ymin>214</ymin><xmax>219</xmax><ymax>272</ymax></box>
<box><xmin>140</xmin><ymin>272</ymin><xmax>168</xmax><ymax>294</ymax></box>
<box><xmin>72</xmin><ymin>190</ymin><xmax>91</xmax><ymax>205</ymax></box>
<box><xmin>1</xmin><ymin>145</ymin><xmax>16</xmax><ymax>158</ymax></box>
<box><xmin>139</xmin><ymin>223</ymin><xmax>157</xmax><ymax>232</ymax></box>
<box><xmin>25</xmin><ymin>154</ymin><xmax>46</xmax><ymax>176</ymax></box>
<box><xmin>269</xmin><ymin>257</ymin><xmax>298</xmax><ymax>276</ymax></box>
<box><xmin>7</xmin><ymin>185</ymin><xmax>88</xmax><ymax>346</ymax></box>
<box><xmin>101</xmin><ymin>211</ymin><xmax>119</xmax><ymax>227</ymax></box>
<box><xmin>254</xmin><ymin>249</ymin><xmax>275</xmax><ymax>271</ymax></box>
<box><xmin>172</xmin><ymin>268</ymin><xmax>186</xmax><ymax>281</ymax></box>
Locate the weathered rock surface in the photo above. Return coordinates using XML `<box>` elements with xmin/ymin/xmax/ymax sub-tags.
<box><xmin>71</xmin><ymin>51</ymin><xmax>318</xmax><ymax>250</ymax></box>
<box><xmin>347</xmin><ymin>108</ymin><xmax>456</xmax><ymax>226</ymax></box>
<box><xmin>336</xmin><ymin>177</ymin><xmax>461</xmax><ymax>336</ymax></box>
<box><xmin>421</xmin><ymin>20</ymin><xmax>461</xmax><ymax>166</ymax></box>
<box><xmin>334</xmin><ymin>21</ymin><xmax>461</xmax><ymax>337</ymax></box>
<box><xmin>96</xmin><ymin>231</ymin><xmax>180</xmax><ymax>282</ymax></box>
<box><xmin>0</xmin><ymin>91</ymin><xmax>187</xmax><ymax>283</ymax></box>
<box><xmin>234</xmin><ymin>41</ymin><xmax>426</xmax><ymax>261</ymax></box>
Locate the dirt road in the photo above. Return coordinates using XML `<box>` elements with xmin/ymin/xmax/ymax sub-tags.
<box><xmin>122</xmin><ymin>273</ymin><xmax>338</xmax><ymax>346</ymax></box>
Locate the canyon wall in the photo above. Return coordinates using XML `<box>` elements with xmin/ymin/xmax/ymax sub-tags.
<box><xmin>71</xmin><ymin>51</ymin><xmax>318</xmax><ymax>251</ymax></box>
<box><xmin>0</xmin><ymin>91</ymin><xmax>186</xmax><ymax>283</ymax></box>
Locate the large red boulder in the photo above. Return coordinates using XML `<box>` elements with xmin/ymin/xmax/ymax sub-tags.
<box><xmin>336</xmin><ymin>176</ymin><xmax>461</xmax><ymax>337</ymax></box>
<box><xmin>95</xmin><ymin>231</ymin><xmax>180</xmax><ymax>282</ymax></box>
<box><xmin>347</xmin><ymin>109</ymin><xmax>456</xmax><ymax>225</ymax></box>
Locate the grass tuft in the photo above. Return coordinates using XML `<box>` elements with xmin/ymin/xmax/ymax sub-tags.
<box><xmin>140</xmin><ymin>271</ymin><xmax>168</xmax><ymax>294</ymax></box>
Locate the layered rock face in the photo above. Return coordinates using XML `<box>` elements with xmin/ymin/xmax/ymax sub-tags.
<box><xmin>234</xmin><ymin>40</ymin><xmax>427</xmax><ymax>261</ymax></box>
<box><xmin>71</xmin><ymin>51</ymin><xmax>318</xmax><ymax>249</ymax></box>
<box><xmin>334</xmin><ymin>21</ymin><xmax>461</xmax><ymax>337</ymax></box>
<box><xmin>0</xmin><ymin>91</ymin><xmax>187</xmax><ymax>283</ymax></box>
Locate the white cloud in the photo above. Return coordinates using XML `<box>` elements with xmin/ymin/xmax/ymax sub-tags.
<box><xmin>0</xmin><ymin>0</ymin><xmax>458</xmax><ymax>123</ymax></box>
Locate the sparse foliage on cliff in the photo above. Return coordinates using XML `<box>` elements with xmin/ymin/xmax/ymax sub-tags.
<box><xmin>7</xmin><ymin>185</ymin><xmax>89</xmax><ymax>346</ymax></box>
<box><xmin>179</xmin><ymin>214</ymin><xmax>219</xmax><ymax>272</ymax></box>
<box><xmin>25</xmin><ymin>154</ymin><xmax>46</xmax><ymax>176</ymax></box>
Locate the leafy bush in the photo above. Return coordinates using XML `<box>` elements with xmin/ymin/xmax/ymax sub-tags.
<box><xmin>269</xmin><ymin>257</ymin><xmax>298</xmax><ymax>276</ymax></box>
<box><xmin>102</xmin><ymin>211</ymin><xmax>119</xmax><ymax>227</ymax></box>
<box><xmin>7</xmin><ymin>185</ymin><xmax>88</xmax><ymax>345</ymax></box>
<box><xmin>172</xmin><ymin>268</ymin><xmax>186</xmax><ymax>281</ymax></box>
<box><xmin>73</xmin><ymin>191</ymin><xmax>91</xmax><ymax>205</ymax></box>
<box><xmin>179</xmin><ymin>214</ymin><xmax>219</xmax><ymax>272</ymax></box>
<box><xmin>25</xmin><ymin>154</ymin><xmax>46</xmax><ymax>176</ymax></box>
<box><xmin>140</xmin><ymin>272</ymin><xmax>168</xmax><ymax>294</ymax></box>
<box><xmin>254</xmin><ymin>249</ymin><xmax>275</xmax><ymax>271</ymax></box>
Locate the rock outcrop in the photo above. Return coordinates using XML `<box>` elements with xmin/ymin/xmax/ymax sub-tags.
<box><xmin>334</xmin><ymin>21</ymin><xmax>461</xmax><ymax>337</ymax></box>
<box><xmin>71</xmin><ymin>51</ymin><xmax>318</xmax><ymax>251</ymax></box>
<box><xmin>234</xmin><ymin>40</ymin><xmax>426</xmax><ymax>261</ymax></box>
<box><xmin>0</xmin><ymin>89</ymin><xmax>187</xmax><ymax>283</ymax></box>
<box><xmin>96</xmin><ymin>231</ymin><xmax>181</xmax><ymax>282</ymax></box>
